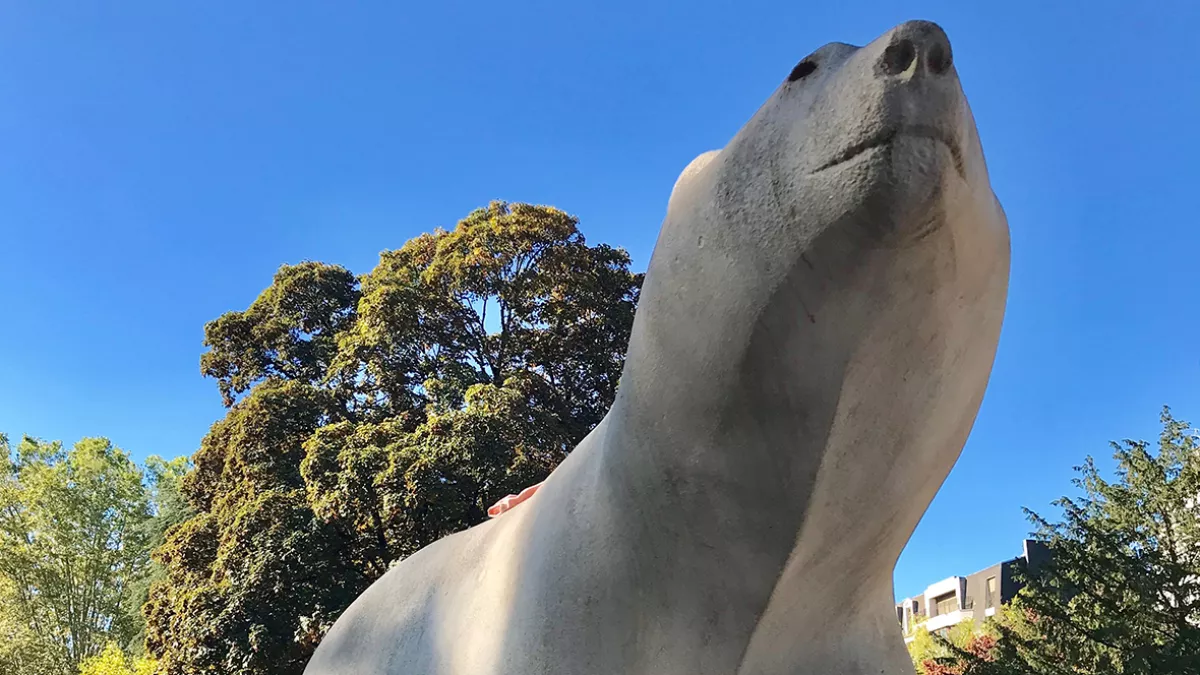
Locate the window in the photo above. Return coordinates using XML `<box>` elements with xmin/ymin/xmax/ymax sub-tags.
<box><xmin>985</xmin><ymin>576</ymin><xmax>997</xmax><ymax>609</ymax></box>
<box><xmin>934</xmin><ymin>592</ymin><xmax>957</xmax><ymax>616</ymax></box>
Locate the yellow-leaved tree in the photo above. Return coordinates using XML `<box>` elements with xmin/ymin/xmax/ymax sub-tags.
<box><xmin>905</xmin><ymin>615</ymin><xmax>990</xmax><ymax>674</ymax></box>
<box><xmin>77</xmin><ymin>643</ymin><xmax>155</xmax><ymax>675</ymax></box>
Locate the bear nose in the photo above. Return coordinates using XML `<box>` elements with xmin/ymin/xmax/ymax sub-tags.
<box><xmin>878</xmin><ymin>20</ymin><xmax>953</xmax><ymax>77</ymax></box>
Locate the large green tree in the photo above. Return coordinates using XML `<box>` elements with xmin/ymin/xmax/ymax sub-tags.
<box><xmin>147</xmin><ymin>201</ymin><xmax>642</xmax><ymax>675</ymax></box>
<box><xmin>0</xmin><ymin>435</ymin><xmax>158</xmax><ymax>673</ymax></box>
<box><xmin>941</xmin><ymin>407</ymin><xmax>1200</xmax><ymax>675</ymax></box>
<box><xmin>0</xmin><ymin>573</ymin><xmax>64</xmax><ymax>675</ymax></box>
<box><xmin>121</xmin><ymin>455</ymin><xmax>192</xmax><ymax>657</ymax></box>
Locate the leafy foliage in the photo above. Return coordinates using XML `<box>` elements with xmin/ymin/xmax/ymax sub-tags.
<box><xmin>201</xmin><ymin>262</ymin><xmax>360</xmax><ymax>407</ymax></box>
<box><xmin>906</xmin><ymin>616</ymin><xmax>989</xmax><ymax>674</ymax></box>
<box><xmin>144</xmin><ymin>382</ymin><xmax>362</xmax><ymax>675</ymax></box>
<box><xmin>0</xmin><ymin>573</ymin><xmax>66</xmax><ymax>675</ymax></box>
<box><xmin>905</xmin><ymin>613</ymin><xmax>1009</xmax><ymax>675</ymax></box>
<box><xmin>950</xmin><ymin>407</ymin><xmax>1200</xmax><ymax>675</ymax></box>
<box><xmin>921</xmin><ymin>632</ymin><xmax>1006</xmax><ymax>675</ymax></box>
<box><xmin>78</xmin><ymin>643</ymin><xmax>156</xmax><ymax>675</ymax></box>
<box><xmin>0</xmin><ymin>435</ymin><xmax>156</xmax><ymax>672</ymax></box>
<box><xmin>120</xmin><ymin>456</ymin><xmax>192</xmax><ymax>656</ymax></box>
<box><xmin>147</xmin><ymin>202</ymin><xmax>642</xmax><ymax>675</ymax></box>
<box><xmin>329</xmin><ymin>200</ymin><xmax>639</xmax><ymax>432</ymax></box>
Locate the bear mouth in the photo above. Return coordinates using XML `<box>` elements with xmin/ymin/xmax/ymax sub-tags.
<box><xmin>813</xmin><ymin>125</ymin><xmax>965</xmax><ymax>179</ymax></box>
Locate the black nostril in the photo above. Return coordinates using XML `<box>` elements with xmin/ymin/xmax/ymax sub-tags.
<box><xmin>877</xmin><ymin>21</ymin><xmax>955</xmax><ymax>79</ymax></box>
<box><xmin>881</xmin><ymin>39</ymin><xmax>917</xmax><ymax>76</ymax></box>
<box><xmin>927</xmin><ymin>40</ymin><xmax>952</xmax><ymax>74</ymax></box>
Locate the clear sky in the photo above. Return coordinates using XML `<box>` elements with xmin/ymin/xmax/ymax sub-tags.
<box><xmin>2</xmin><ymin>1</ymin><xmax>1197</xmax><ymax>599</ymax></box>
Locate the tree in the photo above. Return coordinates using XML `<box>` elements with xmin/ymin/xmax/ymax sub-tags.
<box><xmin>121</xmin><ymin>456</ymin><xmax>192</xmax><ymax>656</ymax></box>
<box><xmin>903</xmin><ymin>614</ymin><xmax>1009</xmax><ymax>675</ymax></box>
<box><xmin>949</xmin><ymin>407</ymin><xmax>1200</xmax><ymax>675</ymax></box>
<box><xmin>0</xmin><ymin>435</ymin><xmax>155</xmax><ymax>672</ymax></box>
<box><xmin>77</xmin><ymin>643</ymin><xmax>156</xmax><ymax>675</ymax></box>
<box><xmin>907</xmin><ymin>616</ymin><xmax>979</xmax><ymax>673</ymax></box>
<box><xmin>200</xmin><ymin>262</ymin><xmax>360</xmax><ymax>408</ymax></box>
<box><xmin>302</xmin><ymin>374</ymin><xmax>567</xmax><ymax>572</ymax></box>
<box><xmin>329</xmin><ymin>200</ymin><xmax>640</xmax><ymax>432</ymax></box>
<box><xmin>144</xmin><ymin>381</ymin><xmax>364</xmax><ymax>675</ymax></box>
<box><xmin>146</xmin><ymin>202</ymin><xmax>642</xmax><ymax>675</ymax></box>
<box><xmin>0</xmin><ymin>573</ymin><xmax>65</xmax><ymax>675</ymax></box>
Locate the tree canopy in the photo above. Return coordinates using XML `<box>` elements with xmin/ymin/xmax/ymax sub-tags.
<box><xmin>146</xmin><ymin>201</ymin><xmax>643</xmax><ymax>675</ymax></box>
<box><xmin>939</xmin><ymin>407</ymin><xmax>1200</xmax><ymax>675</ymax></box>
<box><xmin>0</xmin><ymin>434</ymin><xmax>172</xmax><ymax>675</ymax></box>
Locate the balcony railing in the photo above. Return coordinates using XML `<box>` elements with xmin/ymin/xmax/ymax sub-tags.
<box><xmin>925</xmin><ymin>608</ymin><xmax>974</xmax><ymax>632</ymax></box>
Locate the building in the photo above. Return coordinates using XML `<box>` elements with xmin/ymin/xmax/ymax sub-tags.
<box><xmin>896</xmin><ymin>539</ymin><xmax>1049</xmax><ymax>640</ymax></box>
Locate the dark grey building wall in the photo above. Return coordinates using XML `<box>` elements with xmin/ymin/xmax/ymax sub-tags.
<box><xmin>1023</xmin><ymin>539</ymin><xmax>1052</xmax><ymax>576</ymax></box>
<box><xmin>963</xmin><ymin>563</ymin><xmax>1003</xmax><ymax>623</ymax></box>
<box><xmin>999</xmin><ymin>557</ymin><xmax>1021</xmax><ymax>605</ymax></box>
<box><xmin>1000</xmin><ymin>540</ymin><xmax>1050</xmax><ymax>604</ymax></box>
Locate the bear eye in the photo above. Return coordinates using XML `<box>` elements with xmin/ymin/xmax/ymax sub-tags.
<box><xmin>788</xmin><ymin>59</ymin><xmax>817</xmax><ymax>82</ymax></box>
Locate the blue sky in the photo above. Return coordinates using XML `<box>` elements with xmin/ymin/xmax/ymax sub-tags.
<box><xmin>1</xmin><ymin>1</ymin><xmax>1197</xmax><ymax>599</ymax></box>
